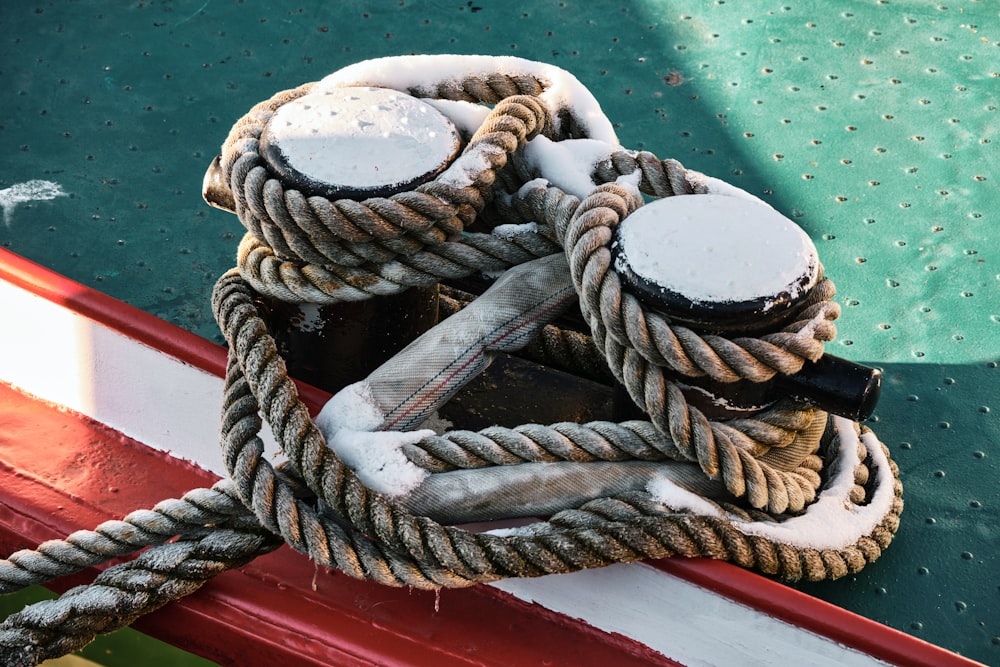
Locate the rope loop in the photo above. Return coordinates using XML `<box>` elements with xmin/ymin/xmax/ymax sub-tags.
<box><xmin>0</xmin><ymin>56</ymin><xmax>902</xmax><ymax>665</ymax></box>
<box><xmin>220</xmin><ymin>72</ymin><xmax>584</xmax><ymax>304</ymax></box>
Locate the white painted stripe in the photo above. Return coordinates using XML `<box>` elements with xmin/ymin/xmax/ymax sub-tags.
<box><xmin>0</xmin><ymin>278</ymin><xmax>279</xmax><ymax>477</ymax></box>
<box><xmin>492</xmin><ymin>564</ymin><xmax>890</xmax><ymax>667</ymax></box>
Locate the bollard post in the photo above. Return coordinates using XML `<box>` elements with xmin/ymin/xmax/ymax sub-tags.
<box><xmin>204</xmin><ymin>86</ymin><xmax>462</xmax><ymax>393</ymax></box>
<box><xmin>612</xmin><ymin>193</ymin><xmax>880</xmax><ymax>421</ymax></box>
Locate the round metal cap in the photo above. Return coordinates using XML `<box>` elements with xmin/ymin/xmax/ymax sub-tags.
<box><xmin>260</xmin><ymin>86</ymin><xmax>462</xmax><ymax>200</ymax></box>
<box><xmin>612</xmin><ymin>194</ymin><xmax>821</xmax><ymax>332</ymax></box>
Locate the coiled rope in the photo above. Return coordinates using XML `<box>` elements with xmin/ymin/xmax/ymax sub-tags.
<box><xmin>0</xmin><ymin>55</ymin><xmax>902</xmax><ymax>665</ymax></box>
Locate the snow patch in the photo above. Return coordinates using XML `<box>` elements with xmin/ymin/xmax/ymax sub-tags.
<box><xmin>615</xmin><ymin>193</ymin><xmax>819</xmax><ymax>305</ymax></box>
<box><xmin>484</xmin><ymin>524</ymin><xmax>542</xmax><ymax>538</ymax></box>
<box><xmin>422</xmin><ymin>98</ymin><xmax>492</xmax><ymax>137</ymax></box>
<box><xmin>318</xmin><ymin>54</ymin><xmax>618</xmax><ymax>144</ymax></box>
<box><xmin>315</xmin><ymin>381</ymin><xmax>431</xmax><ymax>497</ymax></box>
<box><xmin>418</xmin><ymin>410</ymin><xmax>454</xmax><ymax>435</ymax></box>
<box><xmin>646</xmin><ymin>417</ymin><xmax>896</xmax><ymax>551</ymax></box>
<box><xmin>645</xmin><ymin>477</ymin><xmax>728</xmax><ymax>518</ymax></box>
<box><xmin>436</xmin><ymin>147</ymin><xmax>495</xmax><ymax>189</ymax></box>
<box><xmin>523</xmin><ymin>136</ymin><xmax>615</xmax><ymax>199</ymax></box>
<box><xmin>0</xmin><ymin>180</ymin><xmax>67</xmax><ymax>227</ymax></box>
<box><xmin>262</xmin><ymin>87</ymin><xmax>459</xmax><ymax>191</ymax></box>
<box><xmin>315</xmin><ymin>380</ymin><xmax>384</xmax><ymax>432</ymax></box>
<box><xmin>491</xmin><ymin>221</ymin><xmax>540</xmax><ymax>240</ymax></box>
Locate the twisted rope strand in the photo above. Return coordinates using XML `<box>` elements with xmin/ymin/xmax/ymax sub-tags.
<box><xmin>0</xmin><ymin>525</ymin><xmax>281</xmax><ymax>666</ymax></box>
<box><xmin>0</xmin><ymin>62</ymin><xmax>903</xmax><ymax>665</ymax></box>
<box><xmin>213</xmin><ymin>269</ymin><xmax>901</xmax><ymax>587</ymax></box>
<box><xmin>0</xmin><ymin>482</ymin><xmax>251</xmax><ymax>595</ymax></box>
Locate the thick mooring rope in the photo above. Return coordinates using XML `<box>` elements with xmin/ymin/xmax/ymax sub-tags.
<box><xmin>0</xmin><ymin>57</ymin><xmax>902</xmax><ymax>664</ymax></box>
<box><xmin>226</xmin><ymin>89</ymin><xmax>562</xmax><ymax>303</ymax></box>
<box><xmin>208</xmin><ymin>267</ymin><xmax>901</xmax><ymax>591</ymax></box>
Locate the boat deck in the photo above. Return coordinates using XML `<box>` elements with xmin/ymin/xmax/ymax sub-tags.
<box><xmin>1</xmin><ymin>1</ymin><xmax>997</xmax><ymax>664</ymax></box>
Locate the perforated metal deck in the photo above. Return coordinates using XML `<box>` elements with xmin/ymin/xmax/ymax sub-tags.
<box><xmin>1</xmin><ymin>1</ymin><xmax>997</xmax><ymax>664</ymax></box>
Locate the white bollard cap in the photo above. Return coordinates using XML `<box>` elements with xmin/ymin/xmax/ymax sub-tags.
<box><xmin>612</xmin><ymin>194</ymin><xmax>821</xmax><ymax>331</ymax></box>
<box><xmin>260</xmin><ymin>86</ymin><xmax>462</xmax><ymax>199</ymax></box>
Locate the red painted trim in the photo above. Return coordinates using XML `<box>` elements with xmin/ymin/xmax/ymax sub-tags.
<box><xmin>0</xmin><ymin>248</ymin><xmax>675</xmax><ymax>666</ymax></box>
<box><xmin>0</xmin><ymin>382</ymin><xmax>677</xmax><ymax>667</ymax></box>
<box><xmin>653</xmin><ymin>558</ymin><xmax>982</xmax><ymax>667</ymax></box>
<box><xmin>0</xmin><ymin>247</ymin><xmax>331</xmax><ymax>414</ymax></box>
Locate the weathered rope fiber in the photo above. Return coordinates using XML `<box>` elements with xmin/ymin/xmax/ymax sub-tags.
<box><xmin>209</xmin><ymin>278</ymin><xmax>901</xmax><ymax>587</ymax></box>
<box><xmin>0</xmin><ymin>56</ymin><xmax>902</xmax><ymax>665</ymax></box>
<box><xmin>0</xmin><ymin>481</ymin><xmax>251</xmax><ymax>594</ymax></box>
<box><xmin>225</xmin><ymin>88</ymin><xmax>562</xmax><ymax>303</ymax></box>
<box><xmin>0</xmin><ymin>522</ymin><xmax>281</xmax><ymax>665</ymax></box>
<box><xmin>209</xmin><ymin>282</ymin><xmax>901</xmax><ymax>587</ymax></box>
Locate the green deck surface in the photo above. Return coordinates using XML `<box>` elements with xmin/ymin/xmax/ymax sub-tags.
<box><xmin>1</xmin><ymin>1</ymin><xmax>997</xmax><ymax>664</ymax></box>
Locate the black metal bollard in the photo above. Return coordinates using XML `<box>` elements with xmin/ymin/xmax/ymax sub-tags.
<box><xmin>612</xmin><ymin>193</ymin><xmax>880</xmax><ymax>421</ymax></box>
<box><xmin>204</xmin><ymin>86</ymin><xmax>462</xmax><ymax>394</ymax></box>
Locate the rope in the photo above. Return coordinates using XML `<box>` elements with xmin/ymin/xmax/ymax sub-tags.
<box><xmin>0</xmin><ymin>481</ymin><xmax>250</xmax><ymax>593</ymax></box>
<box><xmin>0</xmin><ymin>522</ymin><xmax>280</xmax><ymax>665</ymax></box>
<box><xmin>211</xmin><ymin>309</ymin><xmax>901</xmax><ymax>586</ymax></box>
<box><xmin>0</xmin><ymin>56</ymin><xmax>903</xmax><ymax>664</ymax></box>
<box><xmin>224</xmin><ymin>88</ymin><xmax>564</xmax><ymax>303</ymax></box>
